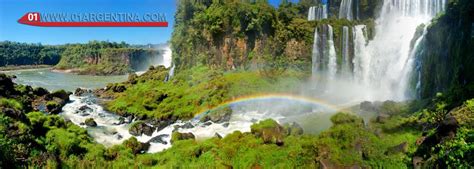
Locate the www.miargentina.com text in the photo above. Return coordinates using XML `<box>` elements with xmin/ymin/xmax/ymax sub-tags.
<box><xmin>41</xmin><ymin>13</ymin><xmax>167</xmax><ymax>22</ymax></box>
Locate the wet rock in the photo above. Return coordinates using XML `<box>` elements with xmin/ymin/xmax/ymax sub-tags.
<box><xmin>222</xmin><ymin>122</ymin><xmax>230</xmax><ymax>128</ymax></box>
<box><xmin>251</xmin><ymin>118</ymin><xmax>258</xmax><ymax>123</ymax></box>
<box><xmin>147</xmin><ymin>119</ymin><xmax>172</xmax><ymax>132</ymax></box>
<box><xmin>129</xmin><ymin>121</ymin><xmax>156</xmax><ymax>136</ymax></box>
<box><xmin>214</xmin><ymin>133</ymin><xmax>222</xmax><ymax>139</ymax></box>
<box><xmin>181</xmin><ymin>122</ymin><xmax>194</xmax><ymax>129</ymax></box>
<box><xmin>80</xmin><ymin>113</ymin><xmax>90</xmax><ymax>117</ymax></box>
<box><xmin>171</xmin><ymin>132</ymin><xmax>195</xmax><ymax>143</ymax></box>
<box><xmin>148</xmin><ymin>134</ymin><xmax>169</xmax><ymax>144</ymax></box>
<box><xmin>283</xmin><ymin>122</ymin><xmax>304</xmax><ymax>136</ymax></box>
<box><xmin>84</xmin><ymin>118</ymin><xmax>97</xmax><ymax>127</ymax></box>
<box><xmin>200</xmin><ymin>106</ymin><xmax>232</xmax><ymax>123</ymax></box>
<box><xmin>74</xmin><ymin>88</ymin><xmax>90</xmax><ymax>96</ymax></box>
<box><xmin>113</xmin><ymin>117</ymin><xmax>126</xmax><ymax>125</ymax></box>
<box><xmin>76</xmin><ymin>105</ymin><xmax>93</xmax><ymax>114</ymax></box>
<box><xmin>115</xmin><ymin>134</ymin><xmax>123</xmax><ymax>140</ymax></box>
<box><xmin>202</xmin><ymin>121</ymin><xmax>212</xmax><ymax>126</ymax></box>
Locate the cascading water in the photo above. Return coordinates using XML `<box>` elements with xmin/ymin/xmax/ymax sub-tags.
<box><xmin>312</xmin><ymin>0</ymin><xmax>447</xmax><ymax>102</ymax></box>
<box><xmin>339</xmin><ymin>0</ymin><xmax>353</xmax><ymax>20</ymax></box>
<box><xmin>341</xmin><ymin>26</ymin><xmax>351</xmax><ymax>74</ymax></box>
<box><xmin>308</xmin><ymin>5</ymin><xmax>328</xmax><ymax>21</ymax></box>
<box><xmin>362</xmin><ymin>0</ymin><xmax>447</xmax><ymax>100</ymax></box>
<box><xmin>327</xmin><ymin>25</ymin><xmax>337</xmax><ymax>79</ymax></box>
<box><xmin>352</xmin><ymin>25</ymin><xmax>369</xmax><ymax>84</ymax></box>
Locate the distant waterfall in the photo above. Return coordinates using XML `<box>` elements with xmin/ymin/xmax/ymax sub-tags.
<box><xmin>165</xmin><ymin>64</ymin><xmax>175</xmax><ymax>82</ymax></box>
<box><xmin>341</xmin><ymin>26</ymin><xmax>351</xmax><ymax>73</ymax></box>
<box><xmin>339</xmin><ymin>0</ymin><xmax>353</xmax><ymax>20</ymax></box>
<box><xmin>308</xmin><ymin>5</ymin><xmax>328</xmax><ymax>21</ymax></box>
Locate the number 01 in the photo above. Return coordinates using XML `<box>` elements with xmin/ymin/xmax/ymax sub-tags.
<box><xmin>28</xmin><ymin>13</ymin><xmax>38</xmax><ymax>21</ymax></box>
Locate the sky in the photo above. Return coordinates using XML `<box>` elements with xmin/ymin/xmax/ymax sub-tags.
<box><xmin>0</xmin><ymin>0</ymin><xmax>291</xmax><ymax>45</ymax></box>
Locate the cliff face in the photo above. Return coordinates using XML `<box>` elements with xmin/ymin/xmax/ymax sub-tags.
<box><xmin>417</xmin><ymin>0</ymin><xmax>474</xmax><ymax>103</ymax></box>
<box><xmin>55</xmin><ymin>41</ymin><xmax>162</xmax><ymax>75</ymax></box>
<box><xmin>171</xmin><ymin>1</ymin><xmax>378</xmax><ymax>73</ymax></box>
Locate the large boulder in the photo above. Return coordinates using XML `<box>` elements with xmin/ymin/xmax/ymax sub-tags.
<box><xmin>129</xmin><ymin>121</ymin><xmax>156</xmax><ymax>136</ymax></box>
<box><xmin>148</xmin><ymin>134</ymin><xmax>169</xmax><ymax>144</ymax></box>
<box><xmin>200</xmin><ymin>106</ymin><xmax>232</xmax><ymax>123</ymax></box>
<box><xmin>123</xmin><ymin>137</ymin><xmax>150</xmax><ymax>154</ymax></box>
<box><xmin>84</xmin><ymin>118</ymin><xmax>97</xmax><ymax>127</ymax></box>
<box><xmin>171</xmin><ymin>132</ymin><xmax>195</xmax><ymax>143</ymax></box>
<box><xmin>74</xmin><ymin>88</ymin><xmax>91</xmax><ymax>96</ymax></box>
<box><xmin>250</xmin><ymin>119</ymin><xmax>285</xmax><ymax>146</ymax></box>
<box><xmin>283</xmin><ymin>122</ymin><xmax>304</xmax><ymax>136</ymax></box>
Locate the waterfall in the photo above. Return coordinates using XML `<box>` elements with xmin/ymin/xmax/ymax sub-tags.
<box><xmin>165</xmin><ymin>64</ymin><xmax>175</xmax><ymax>82</ymax></box>
<box><xmin>339</xmin><ymin>0</ymin><xmax>353</xmax><ymax>20</ymax></box>
<box><xmin>353</xmin><ymin>25</ymin><xmax>369</xmax><ymax>84</ymax></box>
<box><xmin>311</xmin><ymin>28</ymin><xmax>319</xmax><ymax>75</ymax></box>
<box><xmin>308</xmin><ymin>5</ymin><xmax>328</xmax><ymax>21</ymax></box>
<box><xmin>341</xmin><ymin>26</ymin><xmax>351</xmax><ymax>74</ymax></box>
<box><xmin>310</xmin><ymin>0</ymin><xmax>447</xmax><ymax>102</ymax></box>
<box><xmin>361</xmin><ymin>0</ymin><xmax>447</xmax><ymax>100</ymax></box>
<box><xmin>327</xmin><ymin>25</ymin><xmax>337</xmax><ymax>79</ymax></box>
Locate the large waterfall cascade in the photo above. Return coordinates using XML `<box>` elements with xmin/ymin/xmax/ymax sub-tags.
<box><xmin>311</xmin><ymin>0</ymin><xmax>447</xmax><ymax>101</ymax></box>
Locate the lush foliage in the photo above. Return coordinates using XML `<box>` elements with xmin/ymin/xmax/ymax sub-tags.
<box><xmin>0</xmin><ymin>41</ymin><xmax>64</xmax><ymax>66</ymax></box>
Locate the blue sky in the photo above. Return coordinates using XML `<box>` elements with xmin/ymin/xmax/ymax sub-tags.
<box><xmin>0</xmin><ymin>0</ymin><xmax>290</xmax><ymax>45</ymax></box>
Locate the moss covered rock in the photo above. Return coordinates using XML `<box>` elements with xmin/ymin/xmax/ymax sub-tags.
<box><xmin>250</xmin><ymin>119</ymin><xmax>285</xmax><ymax>146</ymax></box>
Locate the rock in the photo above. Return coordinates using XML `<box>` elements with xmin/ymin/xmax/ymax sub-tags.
<box><xmin>202</xmin><ymin>121</ymin><xmax>212</xmax><ymax>126</ymax></box>
<box><xmin>2</xmin><ymin>108</ymin><xmax>27</xmax><ymax>122</ymax></box>
<box><xmin>413</xmin><ymin>156</ymin><xmax>424</xmax><ymax>169</ymax></box>
<box><xmin>416</xmin><ymin>136</ymin><xmax>426</xmax><ymax>145</ymax></box>
<box><xmin>76</xmin><ymin>105</ymin><xmax>93</xmax><ymax>114</ymax></box>
<box><xmin>84</xmin><ymin>118</ymin><xmax>97</xmax><ymax>127</ymax></box>
<box><xmin>124</xmin><ymin>137</ymin><xmax>150</xmax><ymax>154</ymax></box>
<box><xmin>46</xmin><ymin>101</ymin><xmax>62</xmax><ymax>114</ymax></box>
<box><xmin>115</xmin><ymin>134</ymin><xmax>123</xmax><ymax>140</ymax></box>
<box><xmin>199</xmin><ymin>106</ymin><xmax>232</xmax><ymax>123</ymax></box>
<box><xmin>148</xmin><ymin>134</ymin><xmax>169</xmax><ymax>144</ymax></box>
<box><xmin>80</xmin><ymin>113</ymin><xmax>90</xmax><ymax>117</ymax></box>
<box><xmin>33</xmin><ymin>87</ymin><xmax>49</xmax><ymax>96</ymax></box>
<box><xmin>222</xmin><ymin>122</ymin><xmax>230</xmax><ymax>128</ymax></box>
<box><xmin>74</xmin><ymin>88</ymin><xmax>90</xmax><ymax>96</ymax></box>
<box><xmin>171</xmin><ymin>132</ymin><xmax>195</xmax><ymax>143</ymax></box>
<box><xmin>214</xmin><ymin>133</ymin><xmax>222</xmax><ymax>139</ymax></box>
<box><xmin>360</xmin><ymin>101</ymin><xmax>376</xmax><ymax>112</ymax></box>
<box><xmin>251</xmin><ymin>119</ymin><xmax>285</xmax><ymax>146</ymax></box>
<box><xmin>376</xmin><ymin>113</ymin><xmax>390</xmax><ymax>123</ymax></box>
<box><xmin>114</xmin><ymin>117</ymin><xmax>126</xmax><ymax>125</ymax></box>
<box><xmin>129</xmin><ymin>121</ymin><xmax>156</xmax><ymax>136</ymax></box>
<box><xmin>147</xmin><ymin>119</ymin><xmax>172</xmax><ymax>132</ymax></box>
<box><xmin>283</xmin><ymin>122</ymin><xmax>304</xmax><ymax>136</ymax></box>
<box><xmin>388</xmin><ymin>142</ymin><xmax>408</xmax><ymax>154</ymax></box>
<box><xmin>437</xmin><ymin>115</ymin><xmax>459</xmax><ymax>137</ymax></box>
<box><xmin>181</xmin><ymin>122</ymin><xmax>194</xmax><ymax>129</ymax></box>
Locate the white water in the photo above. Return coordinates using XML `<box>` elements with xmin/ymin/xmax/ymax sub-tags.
<box><xmin>307</xmin><ymin>5</ymin><xmax>328</xmax><ymax>21</ymax></box>
<box><xmin>61</xmin><ymin>95</ymin><xmax>336</xmax><ymax>153</ymax></box>
<box><xmin>327</xmin><ymin>25</ymin><xmax>337</xmax><ymax>79</ymax></box>
<box><xmin>353</xmin><ymin>25</ymin><xmax>369</xmax><ymax>84</ymax></box>
<box><xmin>339</xmin><ymin>0</ymin><xmax>353</xmax><ymax>20</ymax></box>
<box><xmin>311</xmin><ymin>0</ymin><xmax>446</xmax><ymax>102</ymax></box>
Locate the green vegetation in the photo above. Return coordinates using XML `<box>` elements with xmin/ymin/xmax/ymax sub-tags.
<box><xmin>171</xmin><ymin>0</ymin><xmax>377</xmax><ymax>72</ymax></box>
<box><xmin>55</xmin><ymin>41</ymin><xmax>161</xmax><ymax>75</ymax></box>
<box><xmin>104</xmin><ymin>65</ymin><xmax>304</xmax><ymax>120</ymax></box>
<box><xmin>0</xmin><ymin>41</ymin><xmax>64</xmax><ymax>66</ymax></box>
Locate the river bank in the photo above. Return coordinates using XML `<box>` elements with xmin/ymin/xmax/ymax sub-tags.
<box><xmin>0</xmin><ymin>65</ymin><xmax>53</xmax><ymax>71</ymax></box>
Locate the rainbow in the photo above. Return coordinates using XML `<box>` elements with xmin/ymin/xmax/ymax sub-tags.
<box><xmin>194</xmin><ymin>93</ymin><xmax>343</xmax><ymax>118</ymax></box>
